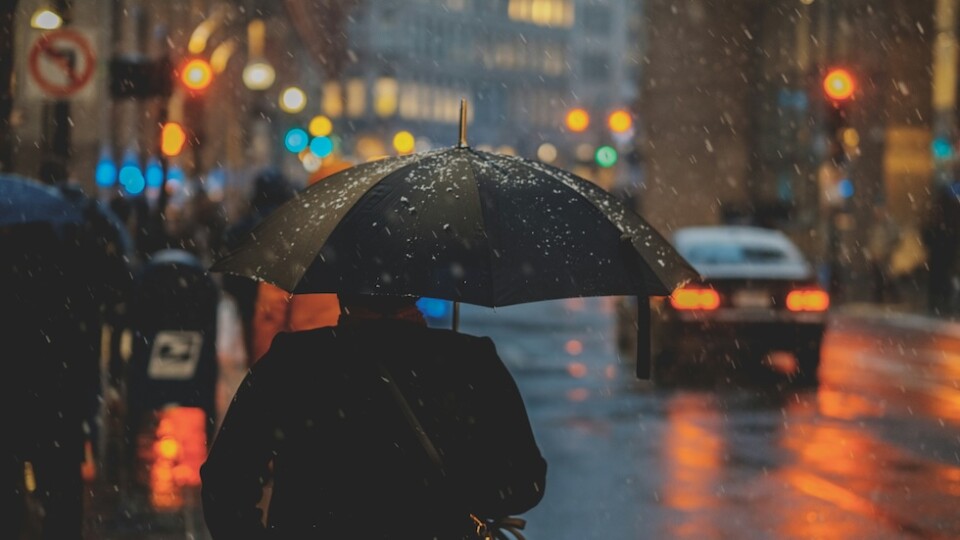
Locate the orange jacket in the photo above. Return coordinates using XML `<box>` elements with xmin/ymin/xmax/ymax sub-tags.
<box><xmin>251</xmin><ymin>283</ymin><xmax>339</xmax><ymax>363</ymax></box>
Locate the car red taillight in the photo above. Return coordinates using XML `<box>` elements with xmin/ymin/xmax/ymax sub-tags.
<box><xmin>786</xmin><ymin>289</ymin><xmax>830</xmax><ymax>312</ymax></box>
<box><xmin>670</xmin><ymin>287</ymin><xmax>721</xmax><ymax>310</ymax></box>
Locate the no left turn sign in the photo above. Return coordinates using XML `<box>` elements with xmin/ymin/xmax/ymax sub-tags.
<box><xmin>28</xmin><ymin>29</ymin><xmax>96</xmax><ymax>98</ymax></box>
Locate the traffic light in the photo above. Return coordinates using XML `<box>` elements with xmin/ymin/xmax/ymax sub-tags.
<box><xmin>565</xmin><ymin>108</ymin><xmax>590</xmax><ymax>132</ymax></box>
<box><xmin>823</xmin><ymin>68</ymin><xmax>856</xmax><ymax>162</ymax></box>
<box><xmin>160</xmin><ymin>122</ymin><xmax>187</xmax><ymax>157</ymax></box>
<box><xmin>607</xmin><ymin>109</ymin><xmax>633</xmax><ymax>134</ymax></box>
<box><xmin>179</xmin><ymin>58</ymin><xmax>213</xmax><ymax>92</ymax></box>
<box><xmin>823</xmin><ymin>68</ymin><xmax>855</xmax><ymax>102</ymax></box>
<box><xmin>595</xmin><ymin>145</ymin><xmax>618</xmax><ymax>168</ymax></box>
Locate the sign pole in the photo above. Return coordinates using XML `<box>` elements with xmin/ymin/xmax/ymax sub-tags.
<box><xmin>38</xmin><ymin>0</ymin><xmax>73</xmax><ymax>185</ymax></box>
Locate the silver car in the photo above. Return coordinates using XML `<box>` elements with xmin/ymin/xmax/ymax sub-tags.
<box><xmin>650</xmin><ymin>226</ymin><xmax>829</xmax><ymax>385</ymax></box>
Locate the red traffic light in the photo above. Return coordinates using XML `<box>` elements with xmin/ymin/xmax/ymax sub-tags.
<box><xmin>179</xmin><ymin>58</ymin><xmax>213</xmax><ymax>92</ymax></box>
<box><xmin>823</xmin><ymin>68</ymin><xmax>855</xmax><ymax>101</ymax></box>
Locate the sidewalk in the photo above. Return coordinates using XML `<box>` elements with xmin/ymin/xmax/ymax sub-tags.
<box><xmin>831</xmin><ymin>302</ymin><xmax>960</xmax><ymax>340</ymax></box>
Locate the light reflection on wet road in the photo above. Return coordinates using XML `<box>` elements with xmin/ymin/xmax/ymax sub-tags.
<box><xmin>459</xmin><ymin>299</ymin><xmax>960</xmax><ymax>540</ymax></box>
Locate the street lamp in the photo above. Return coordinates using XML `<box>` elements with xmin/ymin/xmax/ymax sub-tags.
<box><xmin>279</xmin><ymin>86</ymin><xmax>307</xmax><ymax>113</ymax></box>
<box><xmin>30</xmin><ymin>8</ymin><xmax>63</xmax><ymax>30</ymax></box>
<box><xmin>180</xmin><ymin>58</ymin><xmax>214</xmax><ymax>92</ymax></box>
<box><xmin>242</xmin><ymin>61</ymin><xmax>275</xmax><ymax>91</ymax></box>
<box><xmin>243</xmin><ymin>19</ymin><xmax>275</xmax><ymax>91</ymax></box>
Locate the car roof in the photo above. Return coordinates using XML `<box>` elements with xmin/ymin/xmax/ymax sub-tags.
<box><xmin>672</xmin><ymin>226</ymin><xmax>813</xmax><ymax>280</ymax></box>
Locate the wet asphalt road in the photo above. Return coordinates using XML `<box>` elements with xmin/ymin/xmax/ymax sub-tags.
<box><xmin>460</xmin><ymin>299</ymin><xmax>960</xmax><ymax>540</ymax></box>
<box><xmin>85</xmin><ymin>298</ymin><xmax>960</xmax><ymax>539</ymax></box>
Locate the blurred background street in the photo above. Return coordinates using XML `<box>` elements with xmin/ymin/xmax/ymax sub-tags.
<box><xmin>3</xmin><ymin>0</ymin><xmax>960</xmax><ymax>538</ymax></box>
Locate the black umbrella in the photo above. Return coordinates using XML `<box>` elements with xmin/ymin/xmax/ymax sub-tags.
<box><xmin>213</xmin><ymin>103</ymin><xmax>698</xmax><ymax>378</ymax></box>
<box><xmin>0</xmin><ymin>174</ymin><xmax>83</xmax><ymax>228</ymax></box>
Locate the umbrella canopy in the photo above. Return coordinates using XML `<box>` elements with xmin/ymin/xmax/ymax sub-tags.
<box><xmin>213</xmin><ymin>147</ymin><xmax>697</xmax><ymax>307</ymax></box>
<box><xmin>0</xmin><ymin>174</ymin><xmax>83</xmax><ymax>228</ymax></box>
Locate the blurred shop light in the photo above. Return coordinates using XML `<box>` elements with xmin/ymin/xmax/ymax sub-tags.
<box><xmin>279</xmin><ymin>87</ymin><xmax>307</xmax><ymax>113</ymax></box>
<box><xmin>932</xmin><ymin>137</ymin><xmax>954</xmax><ymax>160</ymax></box>
<box><xmin>210</xmin><ymin>40</ymin><xmax>237</xmax><ymax>74</ymax></box>
<box><xmin>838</xmin><ymin>178</ymin><xmax>854</xmax><ymax>198</ymax></box>
<box><xmin>284</xmin><ymin>128</ymin><xmax>309</xmax><ymax>153</ymax></box>
<box><xmin>30</xmin><ymin>9</ymin><xmax>62</xmax><ymax>30</ymax></box>
<box><xmin>119</xmin><ymin>154</ymin><xmax>145</xmax><ymax>195</ymax></box>
<box><xmin>161</xmin><ymin>122</ymin><xmax>187</xmax><ymax>157</ymax></box>
<box><xmin>309</xmin><ymin>136</ymin><xmax>334</xmax><ymax>158</ymax></box>
<box><xmin>302</xmin><ymin>153</ymin><xmax>323</xmax><ymax>173</ymax></box>
<box><xmin>95</xmin><ymin>155</ymin><xmax>117</xmax><ymax>188</ymax></box>
<box><xmin>537</xmin><ymin>143</ymin><xmax>558</xmax><ymax>163</ymax></box>
<box><xmin>574</xmin><ymin>143</ymin><xmax>594</xmax><ymax>162</ymax></box>
<box><xmin>393</xmin><ymin>131</ymin><xmax>415</xmax><ymax>154</ymax></box>
<box><xmin>166</xmin><ymin>165</ymin><xmax>185</xmax><ymax>194</ymax></box>
<box><xmin>308</xmin><ymin>115</ymin><xmax>333</xmax><ymax>137</ymax></box>
<box><xmin>242</xmin><ymin>61</ymin><xmax>276</xmax><ymax>91</ymax></box>
<box><xmin>145</xmin><ymin>158</ymin><xmax>164</xmax><ymax>188</ymax></box>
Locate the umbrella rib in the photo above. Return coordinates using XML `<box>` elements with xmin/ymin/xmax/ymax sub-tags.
<box><xmin>462</xmin><ymin>149</ymin><xmax>499</xmax><ymax>307</ymax></box>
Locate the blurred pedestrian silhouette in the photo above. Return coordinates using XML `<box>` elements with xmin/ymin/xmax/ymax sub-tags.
<box><xmin>867</xmin><ymin>207</ymin><xmax>901</xmax><ymax>304</ymax></box>
<box><xmin>3</xmin><ymin>179</ymin><xmax>131</xmax><ymax>539</ymax></box>
<box><xmin>923</xmin><ymin>179</ymin><xmax>960</xmax><ymax>315</ymax></box>
<box><xmin>201</xmin><ymin>295</ymin><xmax>546</xmax><ymax>539</ymax></box>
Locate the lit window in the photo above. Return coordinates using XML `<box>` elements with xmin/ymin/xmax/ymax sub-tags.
<box><xmin>374</xmin><ymin>77</ymin><xmax>399</xmax><ymax>117</ymax></box>
<box><xmin>322</xmin><ymin>82</ymin><xmax>343</xmax><ymax>118</ymax></box>
<box><xmin>400</xmin><ymin>82</ymin><xmax>418</xmax><ymax>119</ymax></box>
<box><xmin>346</xmin><ymin>79</ymin><xmax>366</xmax><ymax>118</ymax></box>
<box><xmin>508</xmin><ymin>0</ymin><xmax>574</xmax><ymax>27</ymax></box>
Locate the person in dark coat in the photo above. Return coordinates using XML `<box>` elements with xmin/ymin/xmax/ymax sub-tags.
<box><xmin>201</xmin><ymin>295</ymin><xmax>547</xmax><ymax>539</ymax></box>
<box><xmin>220</xmin><ymin>169</ymin><xmax>298</xmax><ymax>362</ymax></box>
<box><xmin>3</xmin><ymin>222</ymin><xmax>92</xmax><ymax>539</ymax></box>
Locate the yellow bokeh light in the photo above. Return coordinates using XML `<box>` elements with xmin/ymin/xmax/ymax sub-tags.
<box><xmin>280</xmin><ymin>87</ymin><xmax>307</xmax><ymax>114</ymax></box>
<box><xmin>393</xmin><ymin>130</ymin><xmax>415</xmax><ymax>154</ymax></box>
<box><xmin>607</xmin><ymin>109</ymin><xmax>633</xmax><ymax>133</ymax></box>
<box><xmin>565</xmin><ymin>108</ymin><xmax>590</xmax><ymax>132</ymax></box>
<box><xmin>309</xmin><ymin>115</ymin><xmax>333</xmax><ymax>137</ymax></box>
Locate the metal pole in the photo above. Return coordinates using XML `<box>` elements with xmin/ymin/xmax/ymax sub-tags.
<box><xmin>452</xmin><ymin>301</ymin><xmax>460</xmax><ymax>333</ymax></box>
<box><xmin>38</xmin><ymin>0</ymin><xmax>73</xmax><ymax>184</ymax></box>
<box><xmin>0</xmin><ymin>0</ymin><xmax>18</xmax><ymax>172</ymax></box>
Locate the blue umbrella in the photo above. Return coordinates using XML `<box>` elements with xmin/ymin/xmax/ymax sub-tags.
<box><xmin>0</xmin><ymin>174</ymin><xmax>83</xmax><ymax>228</ymax></box>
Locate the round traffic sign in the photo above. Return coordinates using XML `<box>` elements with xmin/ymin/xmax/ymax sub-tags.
<box><xmin>28</xmin><ymin>29</ymin><xmax>96</xmax><ymax>98</ymax></box>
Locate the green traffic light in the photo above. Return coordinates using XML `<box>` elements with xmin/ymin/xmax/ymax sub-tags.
<box><xmin>595</xmin><ymin>145</ymin><xmax>618</xmax><ymax>168</ymax></box>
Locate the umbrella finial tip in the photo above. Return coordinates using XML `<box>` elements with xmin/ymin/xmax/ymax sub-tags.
<box><xmin>458</xmin><ymin>99</ymin><xmax>468</xmax><ymax>148</ymax></box>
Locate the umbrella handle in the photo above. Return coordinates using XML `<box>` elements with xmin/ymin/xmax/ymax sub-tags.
<box><xmin>636</xmin><ymin>296</ymin><xmax>651</xmax><ymax>380</ymax></box>
<box><xmin>452</xmin><ymin>301</ymin><xmax>460</xmax><ymax>333</ymax></box>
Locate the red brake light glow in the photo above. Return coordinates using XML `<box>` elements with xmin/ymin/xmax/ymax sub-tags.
<box><xmin>671</xmin><ymin>287</ymin><xmax>721</xmax><ymax>311</ymax></box>
<box><xmin>786</xmin><ymin>289</ymin><xmax>830</xmax><ymax>312</ymax></box>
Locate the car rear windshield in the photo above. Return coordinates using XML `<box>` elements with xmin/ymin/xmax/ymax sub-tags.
<box><xmin>681</xmin><ymin>244</ymin><xmax>789</xmax><ymax>265</ymax></box>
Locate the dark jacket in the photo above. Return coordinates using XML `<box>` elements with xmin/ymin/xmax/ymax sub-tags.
<box><xmin>201</xmin><ymin>320</ymin><xmax>547</xmax><ymax>539</ymax></box>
